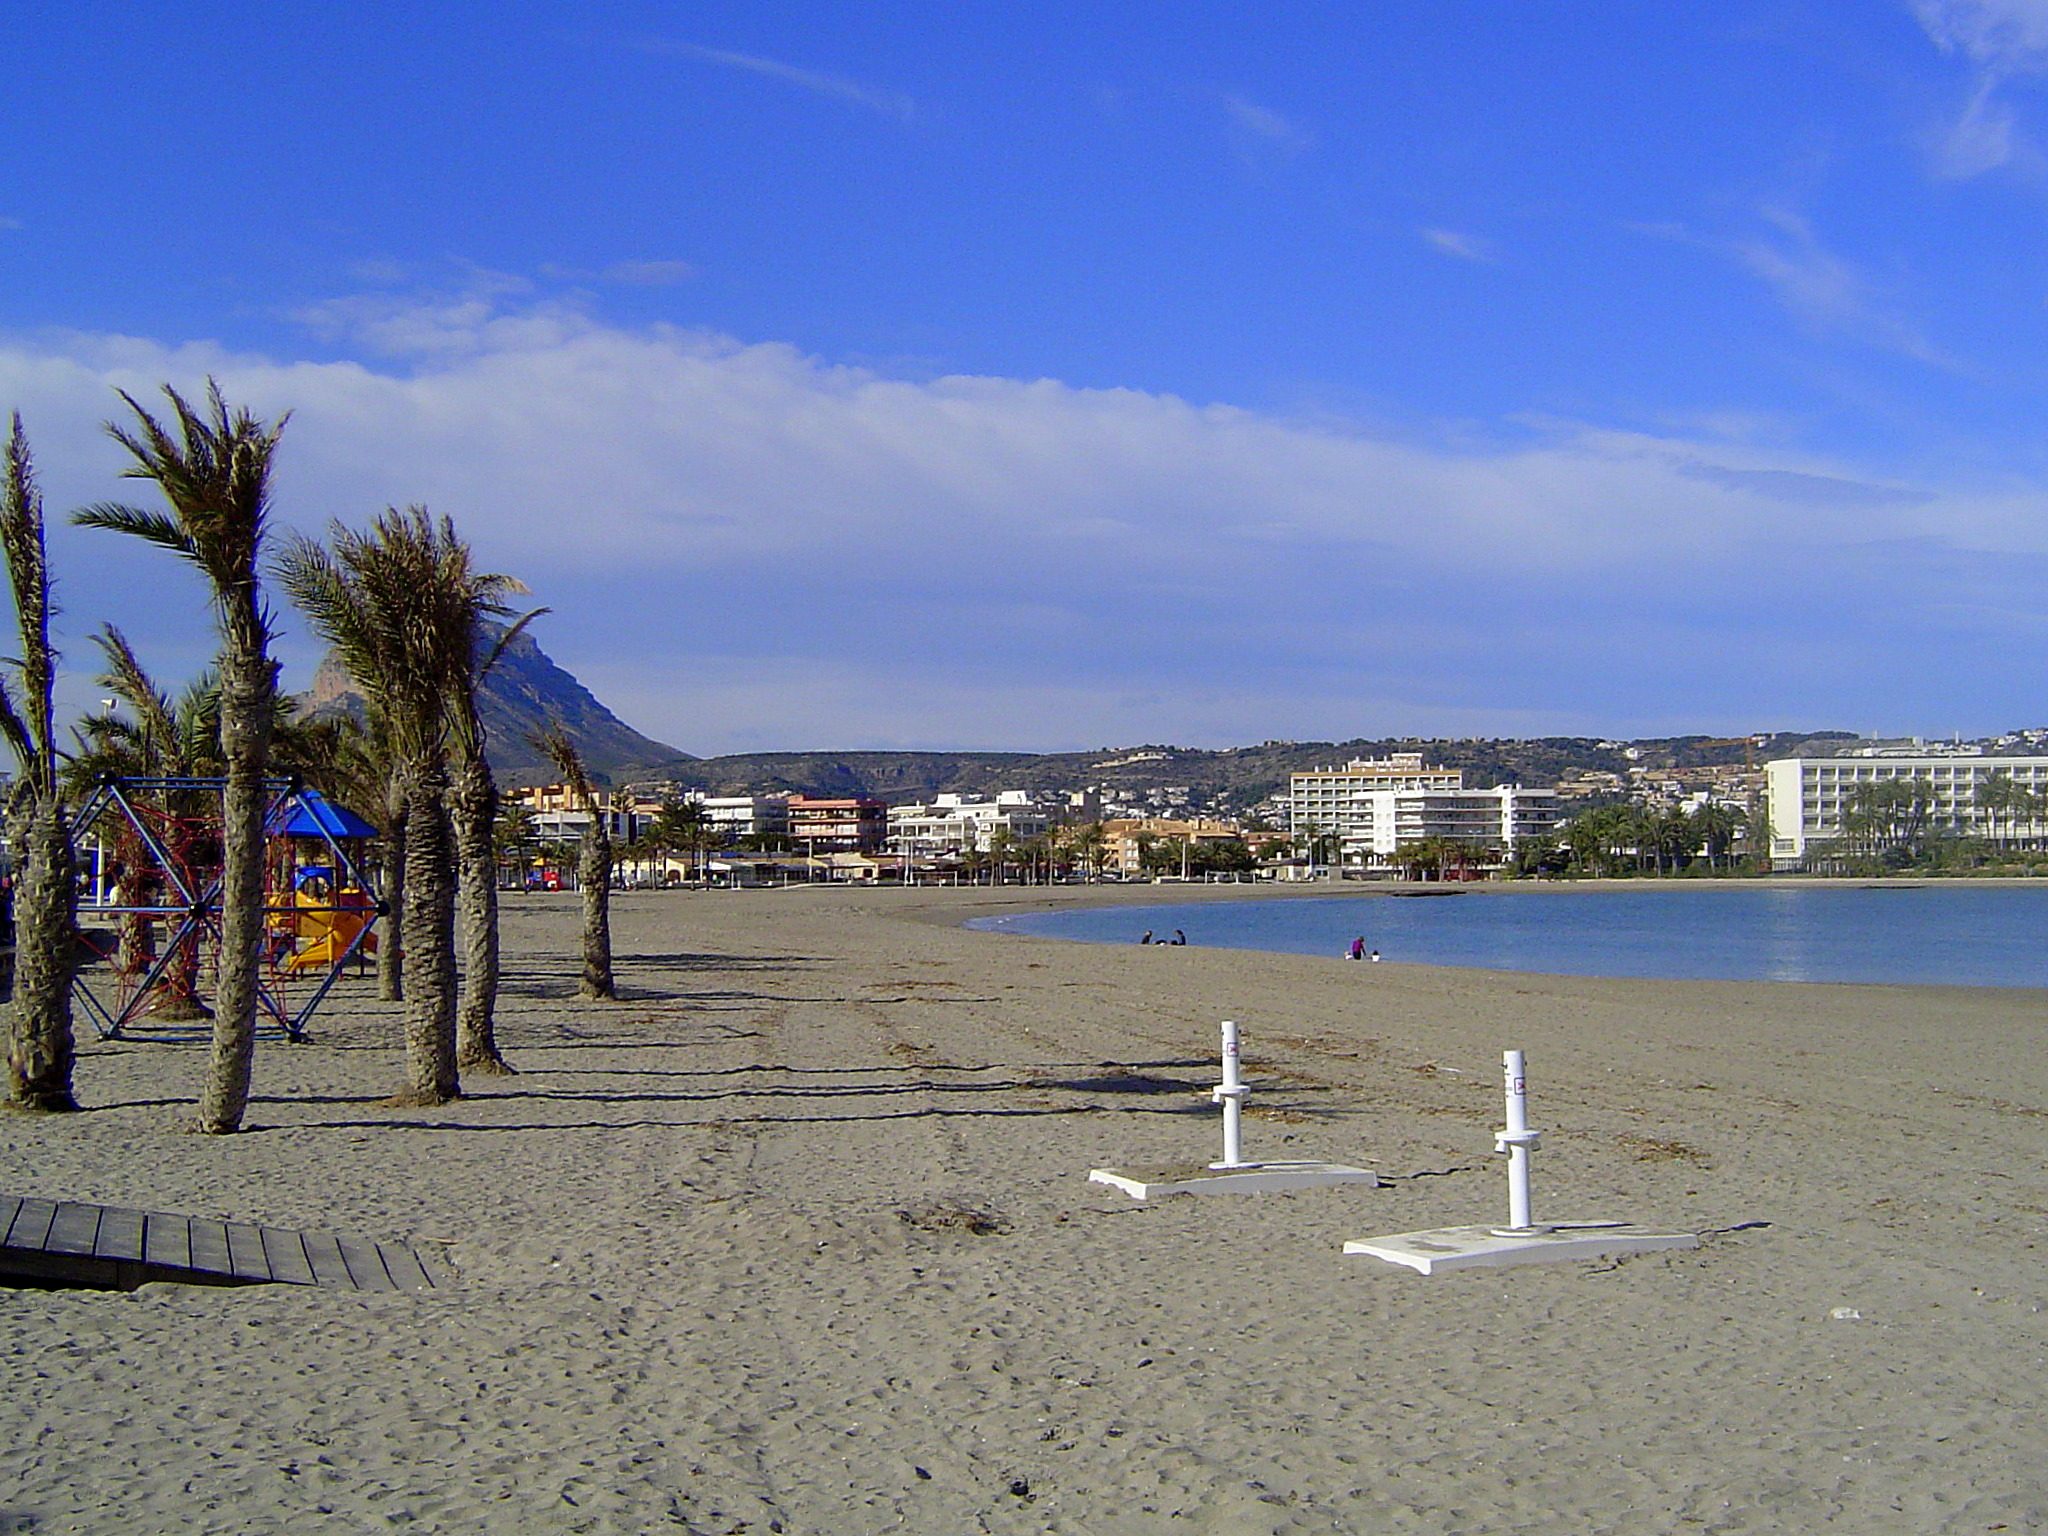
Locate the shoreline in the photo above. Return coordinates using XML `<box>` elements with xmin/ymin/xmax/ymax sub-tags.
<box><xmin>867</xmin><ymin>870</ymin><xmax>2048</xmax><ymax>933</ymax></box>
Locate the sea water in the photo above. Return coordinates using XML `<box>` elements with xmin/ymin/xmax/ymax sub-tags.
<box><xmin>969</xmin><ymin>884</ymin><xmax>2048</xmax><ymax>988</ymax></box>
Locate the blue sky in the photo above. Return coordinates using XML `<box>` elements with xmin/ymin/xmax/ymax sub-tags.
<box><xmin>4</xmin><ymin>1</ymin><xmax>2048</xmax><ymax>752</ymax></box>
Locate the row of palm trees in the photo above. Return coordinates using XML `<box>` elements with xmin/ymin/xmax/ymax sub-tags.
<box><xmin>2</xmin><ymin>382</ymin><xmax>559</xmax><ymax>1130</ymax></box>
<box><xmin>1551</xmin><ymin>800</ymin><xmax>1750</xmax><ymax>877</ymax></box>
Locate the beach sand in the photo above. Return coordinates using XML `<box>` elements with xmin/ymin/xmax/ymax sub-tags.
<box><xmin>3</xmin><ymin>882</ymin><xmax>2047</xmax><ymax>1534</ymax></box>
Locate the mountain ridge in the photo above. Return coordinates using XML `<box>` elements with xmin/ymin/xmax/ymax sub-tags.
<box><xmin>302</xmin><ymin>622</ymin><xmax>690</xmax><ymax>784</ymax></box>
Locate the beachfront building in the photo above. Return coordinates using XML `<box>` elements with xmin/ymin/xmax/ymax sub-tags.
<box><xmin>514</xmin><ymin>783</ymin><xmax>644</xmax><ymax>844</ymax></box>
<box><xmin>786</xmin><ymin>795</ymin><xmax>888</xmax><ymax>854</ymax></box>
<box><xmin>1764</xmin><ymin>754</ymin><xmax>2048</xmax><ymax>863</ymax></box>
<box><xmin>1096</xmin><ymin>817</ymin><xmax>1247</xmax><ymax>877</ymax></box>
<box><xmin>886</xmin><ymin>792</ymin><xmax>1055</xmax><ymax>858</ymax></box>
<box><xmin>1285</xmin><ymin>756</ymin><xmax>1559</xmax><ymax>872</ymax></box>
<box><xmin>690</xmin><ymin>794</ymin><xmax>790</xmax><ymax>841</ymax></box>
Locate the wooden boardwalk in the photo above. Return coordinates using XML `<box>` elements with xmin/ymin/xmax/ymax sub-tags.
<box><xmin>0</xmin><ymin>1195</ymin><xmax>448</xmax><ymax>1293</ymax></box>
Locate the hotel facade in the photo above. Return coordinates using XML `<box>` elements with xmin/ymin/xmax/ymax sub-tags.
<box><xmin>1765</xmin><ymin>754</ymin><xmax>2048</xmax><ymax>862</ymax></box>
<box><xmin>1286</xmin><ymin>754</ymin><xmax>1561</xmax><ymax>869</ymax></box>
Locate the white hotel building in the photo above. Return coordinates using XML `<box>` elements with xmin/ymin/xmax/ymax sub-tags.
<box><xmin>1286</xmin><ymin>754</ymin><xmax>1561</xmax><ymax>870</ymax></box>
<box><xmin>886</xmin><ymin>792</ymin><xmax>1055</xmax><ymax>857</ymax></box>
<box><xmin>1765</xmin><ymin>754</ymin><xmax>2048</xmax><ymax>862</ymax></box>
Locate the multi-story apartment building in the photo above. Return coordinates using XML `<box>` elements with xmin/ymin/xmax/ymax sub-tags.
<box><xmin>1764</xmin><ymin>754</ymin><xmax>2048</xmax><ymax>862</ymax></box>
<box><xmin>1288</xmin><ymin>755</ymin><xmax>1462</xmax><ymax>834</ymax></box>
<box><xmin>513</xmin><ymin>783</ymin><xmax>644</xmax><ymax>843</ymax></box>
<box><xmin>886</xmin><ymin>792</ymin><xmax>1054</xmax><ymax>857</ymax></box>
<box><xmin>786</xmin><ymin>795</ymin><xmax>888</xmax><ymax>854</ymax></box>
<box><xmin>1286</xmin><ymin>755</ymin><xmax>1559</xmax><ymax>869</ymax></box>
<box><xmin>691</xmin><ymin>794</ymin><xmax>789</xmax><ymax>841</ymax></box>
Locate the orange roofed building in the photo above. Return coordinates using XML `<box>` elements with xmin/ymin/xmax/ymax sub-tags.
<box><xmin>786</xmin><ymin>795</ymin><xmax>888</xmax><ymax>854</ymax></box>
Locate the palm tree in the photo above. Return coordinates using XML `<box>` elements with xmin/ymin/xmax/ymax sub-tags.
<box><xmin>494</xmin><ymin>797</ymin><xmax>537</xmax><ymax>881</ymax></box>
<box><xmin>535</xmin><ymin>726</ymin><xmax>614</xmax><ymax>999</ymax></box>
<box><xmin>276</xmin><ymin>508</ymin><xmax>475</xmax><ymax>1105</ymax></box>
<box><xmin>1</xmin><ymin>417</ymin><xmax>79</xmax><ymax>1111</ymax></box>
<box><xmin>1067</xmin><ymin>820</ymin><xmax>1108</xmax><ymax>879</ymax></box>
<box><xmin>448</xmin><ymin>612</ymin><xmax>543</xmax><ymax>1076</ymax></box>
<box><xmin>1841</xmin><ymin>778</ymin><xmax>1934</xmax><ymax>865</ymax></box>
<box><xmin>1976</xmin><ymin>772</ymin><xmax>2018</xmax><ymax>852</ymax></box>
<box><xmin>1691</xmin><ymin>803</ymin><xmax>1743</xmax><ymax>872</ymax></box>
<box><xmin>75</xmin><ymin>384</ymin><xmax>285</xmax><ymax>1134</ymax></box>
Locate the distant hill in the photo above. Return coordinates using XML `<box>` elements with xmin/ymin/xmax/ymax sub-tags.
<box><xmin>303</xmin><ymin>629</ymin><xmax>1871</xmax><ymax>806</ymax></box>
<box><xmin>301</xmin><ymin>622</ymin><xmax>690</xmax><ymax>784</ymax></box>
<box><xmin>628</xmin><ymin>732</ymin><xmax>1863</xmax><ymax>810</ymax></box>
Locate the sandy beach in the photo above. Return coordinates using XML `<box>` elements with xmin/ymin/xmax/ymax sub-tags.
<box><xmin>4</xmin><ymin>881</ymin><xmax>2047</xmax><ymax>1534</ymax></box>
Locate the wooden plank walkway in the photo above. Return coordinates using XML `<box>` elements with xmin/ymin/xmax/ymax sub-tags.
<box><xmin>0</xmin><ymin>1194</ymin><xmax>448</xmax><ymax>1293</ymax></box>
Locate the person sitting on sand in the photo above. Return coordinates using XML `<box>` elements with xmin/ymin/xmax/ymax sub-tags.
<box><xmin>1171</xmin><ymin>929</ymin><xmax>1186</xmax><ymax>946</ymax></box>
<box><xmin>1139</xmin><ymin>931</ymin><xmax>1153</xmax><ymax>944</ymax></box>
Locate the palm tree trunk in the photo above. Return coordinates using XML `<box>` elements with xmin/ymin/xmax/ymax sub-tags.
<box><xmin>199</xmin><ymin>648</ymin><xmax>272</xmax><ymax>1134</ymax></box>
<box><xmin>579</xmin><ymin>822</ymin><xmax>615</xmax><ymax>1000</ymax></box>
<box><xmin>378</xmin><ymin>784</ymin><xmax>406</xmax><ymax>1003</ymax></box>
<box><xmin>450</xmin><ymin>751</ymin><xmax>512</xmax><ymax>1073</ymax></box>
<box><xmin>391</xmin><ymin>759</ymin><xmax>459</xmax><ymax>1105</ymax></box>
<box><xmin>7</xmin><ymin>794</ymin><xmax>78</xmax><ymax>1111</ymax></box>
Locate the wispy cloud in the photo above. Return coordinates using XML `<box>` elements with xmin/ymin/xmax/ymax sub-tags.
<box><xmin>1911</xmin><ymin>0</ymin><xmax>2048</xmax><ymax>174</ymax></box>
<box><xmin>0</xmin><ymin>216</ymin><xmax>23</xmax><ymax>232</ymax></box>
<box><xmin>637</xmin><ymin>40</ymin><xmax>914</xmax><ymax>122</ymax></box>
<box><xmin>1913</xmin><ymin>0</ymin><xmax>2048</xmax><ymax>68</ymax></box>
<box><xmin>1223</xmin><ymin>94</ymin><xmax>1314</xmax><ymax>159</ymax></box>
<box><xmin>542</xmin><ymin>258</ymin><xmax>696</xmax><ymax>288</ymax></box>
<box><xmin>1731</xmin><ymin>207</ymin><xmax>1960</xmax><ymax>368</ymax></box>
<box><xmin>602</xmin><ymin>259</ymin><xmax>694</xmax><ymax>287</ymax></box>
<box><xmin>1420</xmin><ymin>228</ymin><xmax>1496</xmax><ymax>263</ymax></box>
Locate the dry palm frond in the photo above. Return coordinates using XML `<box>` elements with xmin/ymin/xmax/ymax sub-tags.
<box><xmin>0</xmin><ymin>414</ymin><xmax>57</xmax><ymax>791</ymax></box>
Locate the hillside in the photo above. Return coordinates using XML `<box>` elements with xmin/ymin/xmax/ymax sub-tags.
<box><xmin>302</xmin><ymin>622</ymin><xmax>689</xmax><ymax>784</ymax></box>
<box><xmin>629</xmin><ymin>731</ymin><xmax>1861</xmax><ymax>809</ymax></box>
<box><xmin>304</xmin><ymin>628</ymin><xmax>1874</xmax><ymax>806</ymax></box>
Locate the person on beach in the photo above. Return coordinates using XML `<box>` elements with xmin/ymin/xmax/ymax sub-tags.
<box><xmin>1349</xmin><ymin>936</ymin><xmax>1365</xmax><ymax>961</ymax></box>
<box><xmin>1140</xmin><ymin>931</ymin><xmax>1153</xmax><ymax>944</ymax></box>
<box><xmin>1370</xmin><ymin>949</ymin><xmax>1381</xmax><ymax>963</ymax></box>
<box><xmin>1171</xmin><ymin>929</ymin><xmax>1186</xmax><ymax>946</ymax></box>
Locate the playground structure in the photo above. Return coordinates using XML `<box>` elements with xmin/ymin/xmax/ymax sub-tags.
<box><xmin>71</xmin><ymin>776</ymin><xmax>384</xmax><ymax>1041</ymax></box>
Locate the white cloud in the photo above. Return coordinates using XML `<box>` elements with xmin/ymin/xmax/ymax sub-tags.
<box><xmin>1223</xmin><ymin>95</ymin><xmax>1314</xmax><ymax>160</ymax></box>
<box><xmin>0</xmin><ymin>291</ymin><xmax>2037</xmax><ymax>749</ymax></box>
<box><xmin>1913</xmin><ymin>0</ymin><xmax>2048</xmax><ymax>68</ymax></box>
<box><xmin>1912</xmin><ymin>0</ymin><xmax>2048</xmax><ymax>175</ymax></box>
<box><xmin>1421</xmin><ymin>227</ymin><xmax>1496</xmax><ymax>263</ymax></box>
<box><xmin>1731</xmin><ymin>208</ymin><xmax>1959</xmax><ymax>367</ymax></box>
<box><xmin>637</xmin><ymin>40</ymin><xmax>915</xmax><ymax>122</ymax></box>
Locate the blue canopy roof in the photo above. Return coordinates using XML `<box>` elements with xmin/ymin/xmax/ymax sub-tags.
<box><xmin>269</xmin><ymin>789</ymin><xmax>378</xmax><ymax>840</ymax></box>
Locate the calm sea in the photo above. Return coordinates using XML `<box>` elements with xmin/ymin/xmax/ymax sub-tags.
<box><xmin>968</xmin><ymin>884</ymin><xmax>2048</xmax><ymax>988</ymax></box>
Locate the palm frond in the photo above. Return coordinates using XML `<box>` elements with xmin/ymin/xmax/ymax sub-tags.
<box><xmin>1</xmin><ymin>414</ymin><xmax>58</xmax><ymax>783</ymax></box>
<box><xmin>476</xmin><ymin>607</ymin><xmax>549</xmax><ymax>682</ymax></box>
<box><xmin>90</xmin><ymin>624</ymin><xmax>179</xmax><ymax>755</ymax></box>
<box><xmin>97</xmin><ymin>381</ymin><xmax>287</xmax><ymax>655</ymax></box>
<box><xmin>0</xmin><ymin>673</ymin><xmax>36</xmax><ymax>777</ymax></box>
<box><xmin>70</xmin><ymin>503</ymin><xmax>198</xmax><ymax>561</ymax></box>
<box><xmin>533</xmin><ymin>722</ymin><xmax>598</xmax><ymax>812</ymax></box>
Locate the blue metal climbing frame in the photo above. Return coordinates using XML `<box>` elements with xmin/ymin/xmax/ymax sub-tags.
<box><xmin>69</xmin><ymin>776</ymin><xmax>385</xmax><ymax>1041</ymax></box>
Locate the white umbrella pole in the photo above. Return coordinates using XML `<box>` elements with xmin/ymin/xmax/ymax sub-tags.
<box><xmin>1210</xmin><ymin>1020</ymin><xmax>1251</xmax><ymax>1169</ymax></box>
